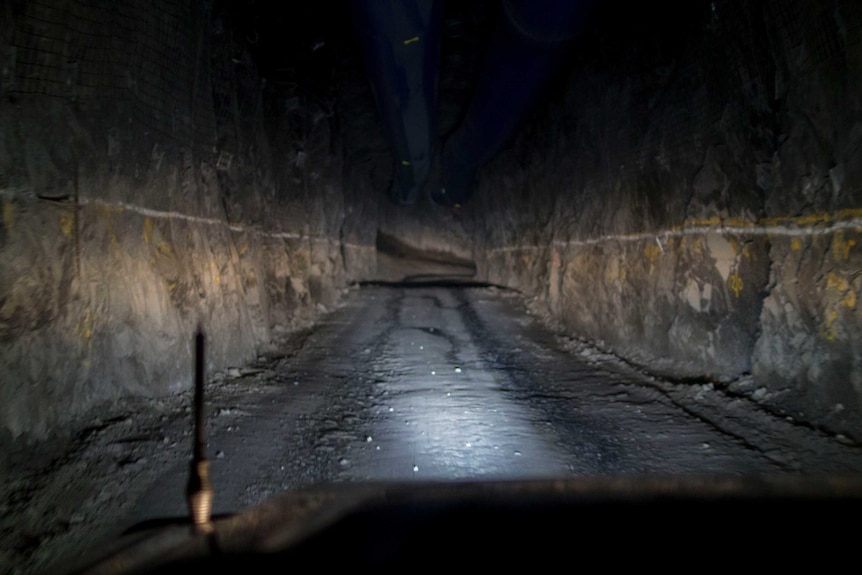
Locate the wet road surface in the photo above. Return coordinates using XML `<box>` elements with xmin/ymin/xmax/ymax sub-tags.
<box><xmin>133</xmin><ymin>285</ymin><xmax>862</xmax><ymax>523</ymax></box>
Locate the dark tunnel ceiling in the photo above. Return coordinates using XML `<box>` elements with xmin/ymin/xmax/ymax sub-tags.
<box><xmin>221</xmin><ymin>0</ymin><xmax>718</xmax><ymax>129</ymax></box>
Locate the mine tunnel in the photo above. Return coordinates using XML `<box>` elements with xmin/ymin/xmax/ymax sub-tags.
<box><xmin>2</xmin><ymin>0</ymin><xmax>862</xmax><ymax>572</ymax></box>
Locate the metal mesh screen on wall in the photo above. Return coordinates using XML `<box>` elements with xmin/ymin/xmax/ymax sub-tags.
<box><xmin>3</xmin><ymin>0</ymin><xmax>225</xmax><ymax>158</ymax></box>
<box><xmin>618</xmin><ymin>0</ymin><xmax>862</xmax><ymax>180</ymax></box>
<box><xmin>3</xmin><ymin>0</ymin><xmax>860</xmax><ymax>177</ymax></box>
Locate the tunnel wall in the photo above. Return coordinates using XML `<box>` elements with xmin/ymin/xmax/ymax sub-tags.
<box><xmin>0</xmin><ymin>0</ymin><xmax>375</xmax><ymax>439</ymax></box>
<box><xmin>473</xmin><ymin>0</ymin><xmax>862</xmax><ymax>440</ymax></box>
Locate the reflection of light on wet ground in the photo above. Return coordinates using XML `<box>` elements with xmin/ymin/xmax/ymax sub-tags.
<box><xmin>351</xmin><ymin>296</ymin><xmax>572</xmax><ymax>481</ymax></box>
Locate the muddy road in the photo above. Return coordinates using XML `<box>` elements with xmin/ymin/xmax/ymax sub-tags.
<box><xmin>134</xmin><ymin>285</ymin><xmax>862</xmax><ymax>519</ymax></box>
<box><xmin>5</xmin><ymin>285</ymin><xmax>862</xmax><ymax>574</ymax></box>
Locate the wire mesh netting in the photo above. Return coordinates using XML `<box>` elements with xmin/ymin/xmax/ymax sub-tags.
<box><xmin>0</xmin><ymin>0</ymin><xmax>258</xmax><ymax>159</ymax></box>
<box><xmin>3</xmin><ymin>0</ymin><xmax>860</xmax><ymax>180</ymax></box>
<box><xmin>609</xmin><ymin>0</ymin><xmax>862</xmax><ymax>180</ymax></box>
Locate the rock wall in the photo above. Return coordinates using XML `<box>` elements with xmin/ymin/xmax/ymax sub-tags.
<box><xmin>0</xmin><ymin>0</ymin><xmax>376</xmax><ymax>440</ymax></box>
<box><xmin>472</xmin><ymin>0</ymin><xmax>862</xmax><ymax>441</ymax></box>
<box><xmin>3</xmin><ymin>0</ymin><xmax>861</xmax><ymax>447</ymax></box>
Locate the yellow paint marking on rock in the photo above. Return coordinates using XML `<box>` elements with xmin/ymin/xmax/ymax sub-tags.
<box><xmin>143</xmin><ymin>217</ymin><xmax>153</xmax><ymax>244</ymax></box>
<box><xmin>403</xmin><ymin>35</ymin><xmax>420</xmax><ymax>45</ymax></box>
<box><xmin>827</xmin><ymin>273</ymin><xmax>848</xmax><ymax>292</ymax></box>
<box><xmin>761</xmin><ymin>212</ymin><xmax>831</xmax><ymax>227</ymax></box>
<box><xmin>691</xmin><ymin>237</ymin><xmax>704</xmax><ymax>256</ymax></box>
<box><xmin>685</xmin><ymin>216</ymin><xmax>722</xmax><ymax>227</ymax></box>
<box><xmin>644</xmin><ymin>243</ymin><xmax>662</xmax><ymax>265</ymax></box>
<box><xmin>791</xmin><ymin>238</ymin><xmax>802</xmax><ymax>251</ymax></box>
<box><xmin>798</xmin><ymin>214</ymin><xmax>826</xmax><ymax>226</ymax></box>
<box><xmin>728</xmin><ymin>272</ymin><xmax>743</xmax><ymax>298</ymax></box>
<box><xmin>78</xmin><ymin>309</ymin><xmax>93</xmax><ymax>351</ymax></box>
<box><xmin>3</xmin><ymin>201</ymin><xmax>13</xmax><ymax>231</ymax></box>
<box><xmin>725</xmin><ymin>217</ymin><xmax>754</xmax><ymax>228</ymax></box>
<box><xmin>826</xmin><ymin>273</ymin><xmax>856</xmax><ymax>309</ymax></box>
<box><xmin>60</xmin><ymin>213</ymin><xmax>74</xmax><ymax>237</ymax></box>
<box><xmin>831</xmin><ymin>230</ymin><xmax>856</xmax><ymax>262</ymax></box>
<box><xmin>819</xmin><ymin>273</ymin><xmax>857</xmax><ymax>340</ymax></box>
<box><xmin>820</xmin><ymin>309</ymin><xmax>839</xmax><ymax>341</ymax></box>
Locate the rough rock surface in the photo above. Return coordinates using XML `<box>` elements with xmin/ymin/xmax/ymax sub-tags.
<box><xmin>1</xmin><ymin>0</ymin><xmax>860</xmax><ymax>455</ymax></box>
<box><xmin>0</xmin><ymin>1</ymin><xmax>376</xmax><ymax>441</ymax></box>
<box><xmin>470</xmin><ymin>0</ymin><xmax>862</xmax><ymax>441</ymax></box>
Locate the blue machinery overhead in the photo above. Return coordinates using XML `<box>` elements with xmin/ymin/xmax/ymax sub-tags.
<box><xmin>351</xmin><ymin>0</ymin><xmax>593</xmax><ymax>206</ymax></box>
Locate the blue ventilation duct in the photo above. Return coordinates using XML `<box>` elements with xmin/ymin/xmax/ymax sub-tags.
<box><xmin>352</xmin><ymin>0</ymin><xmax>593</xmax><ymax>206</ymax></box>
<box><xmin>351</xmin><ymin>0</ymin><xmax>443</xmax><ymax>205</ymax></box>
